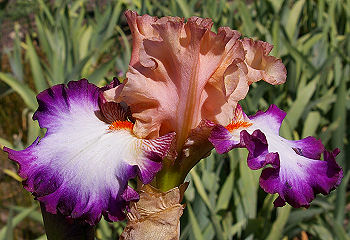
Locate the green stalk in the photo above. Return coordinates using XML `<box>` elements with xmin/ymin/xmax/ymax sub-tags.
<box><xmin>154</xmin><ymin>144</ymin><xmax>212</xmax><ymax>192</ymax></box>
<box><xmin>154</xmin><ymin>163</ymin><xmax>184</xmax><ymax>192</ymax></box>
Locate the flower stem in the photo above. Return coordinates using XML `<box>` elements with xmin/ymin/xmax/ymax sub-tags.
<box><xmin>154</xmin><ymin>165</ymin><xmax>184</xmax><ymax>192</ymax></box>
<box><xmin>40</xmin><ymin>204</ymin><xmax>95</xmax><ymax>240</ymax></box>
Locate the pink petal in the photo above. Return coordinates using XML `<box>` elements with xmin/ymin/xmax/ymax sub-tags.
<box><xmin>124</xmin><ymin>10</ymin><xmax>159</xmax><ymax>66</ymax></box>
<box><xmin>105</xmin><ymin>12</ymin><xmax>287</xmax><ymax>165</ymax></box>
<box><xmin>241</xmin><ymin>38</ymin><xmax>287</xmax><ymax>85</ymax></box>
<box><xmin>120</xmin><ymin>11</ymin><xmax>247</xmax><ymax>152</ymax></box>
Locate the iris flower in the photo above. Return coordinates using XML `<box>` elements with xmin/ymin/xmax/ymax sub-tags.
<box><xmin>4</xmin><ymin>10</ymin><xmax>342</xmax><ymax>227</ymax></box>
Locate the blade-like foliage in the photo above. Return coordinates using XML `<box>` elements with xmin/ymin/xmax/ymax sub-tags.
<box><xmin>0</xmin><ymin>0</ymin><xmax>348</xmax><ymax>239</ymax></box>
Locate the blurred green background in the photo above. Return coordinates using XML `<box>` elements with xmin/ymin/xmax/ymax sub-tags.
<box><xmin>0</xmin><ymin>0</ymin><xmax>349</xmax><ymax>239</ymax></box>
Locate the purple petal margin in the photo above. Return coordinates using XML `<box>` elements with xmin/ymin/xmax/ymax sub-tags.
<box><xmin>3</xmin><ymin>79</ymin><xmax>174</xmax><ymax>225</ymax></box>
<box><xmin>262</xmin><ymin>148</ymin><xmax>343</xmax><ymax>208</ymax></box>
<box><xmin>209</xmin><ymin>104</ymin><xmax>343</xmax><ymax>208</ymax></box>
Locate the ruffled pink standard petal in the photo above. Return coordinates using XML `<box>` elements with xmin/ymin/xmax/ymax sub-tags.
<box><xmin>4</xmin><ymin>79</ymin><xmax>175</xmax><ymax>225</ymax></box>
<box><xmin>241</xmin><ymin>38</ymin><xmax>287</xmax><ymax>85</ymax></box>
<box><xmin>117</xmin><ymin>11</ymin><xmax>248</xmax><ymax>151</ymax></box>
<box><xmin>104</xmin><ymin>11</ymin><xmax>287</xmax><ymax>167</ymax></box>
<box><xmin>209</xmin><ymin>104</ymin><xmax>343</xmax><ymax>207</ymax></box>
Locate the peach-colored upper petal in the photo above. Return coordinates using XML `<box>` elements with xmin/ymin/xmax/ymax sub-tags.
<box><xmin>121</xmin><ymin>11</ymin><xmax>247</xmax><ymax>153</ymax></box>
<box><xmin>241</xmin><ymin>38</ymin><xmax>287</xmax><ymax>85</ymax></box>
<box><xmin>103</xmin><ymin>84</ymin><xmax>125</xmax><ymax>102</ymax></box>
<box><xmin>105</xmin><ymin>12</ymin><xmax>287</xmax><ymax>161</ymax></box>
<box><xmin>124</xmin><ymin>11</ymin><xmax>159</xmax><ymax>66</ymax></box>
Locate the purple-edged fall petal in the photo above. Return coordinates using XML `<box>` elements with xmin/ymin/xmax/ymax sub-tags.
<box><xmin>209</xmin><ymin>104</ymin><xmax>343</xmax><ymax>207</ymax></box>
<box><xmin>3</xmin><ymin>79</ymin><xmax>175</xmax><ymax>225</ymax></box>
<box><xmin>120</xmin><ymin>183</ymin><xmax>188</xmax><ymax>240</ymax></box>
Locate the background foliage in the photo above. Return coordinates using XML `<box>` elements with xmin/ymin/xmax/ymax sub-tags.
<box><xmin>0</xmin><ymin>0</ymin><xmax>349</xmax><ymax>239</ymax></box>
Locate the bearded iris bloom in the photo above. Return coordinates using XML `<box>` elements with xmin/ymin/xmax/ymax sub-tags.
<box><xmin>3</xmin><ymin>10</ymin><xmax>342</xmax><ymax>228</ymax></box>
<box><xmin>104</xmin><ymin>11</ymin><xmax>289</xmax><ymax>189</ymax></box>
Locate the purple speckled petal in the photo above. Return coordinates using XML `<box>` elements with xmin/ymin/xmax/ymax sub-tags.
<box><xmin>209</xmin><ymin>104</ymin><xmax>343</xmax><ymax>207</ymax></box>
<box><xmin>4</xmin><ymin>79</ymin><xmax>175</xmax><ymax>225</ymax></box>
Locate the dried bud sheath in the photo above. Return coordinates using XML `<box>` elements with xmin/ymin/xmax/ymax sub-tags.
<box><xmin>120</xmin><ymin>183</ymin><xmax>188</xmax><ymax>240</ymax></box>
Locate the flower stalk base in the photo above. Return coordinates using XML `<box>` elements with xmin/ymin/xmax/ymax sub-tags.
<box><xmin>40</xmin><ymin>204</ymin><xmax>95</xmax><ymax>240</ymax></box>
